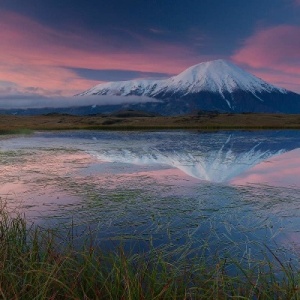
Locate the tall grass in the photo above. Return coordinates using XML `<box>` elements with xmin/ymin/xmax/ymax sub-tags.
<box><xmin>0</xmin><ymin>204</ymin><xmax>300</xmax><ymax>299</ymax></box>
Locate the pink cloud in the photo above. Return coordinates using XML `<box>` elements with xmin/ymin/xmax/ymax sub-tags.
<box><xmin>232</xmin><ymin>25</ymin><xmax>300</xmax><ymax>93</ymax></box>
<box><xmin>248</xmin><ymin>69</ymin><xmax>300</xmax><ymax>94</ymax></box>
<box><xmin>0</xmin><ymin>11</ymin><xmax>210</xmax><ymax>96</ymax></box>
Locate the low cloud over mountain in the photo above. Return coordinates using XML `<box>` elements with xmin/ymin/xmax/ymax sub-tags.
<box><xmin>0</xmin><ymin>94</ymin><xmax>159</xmax><ymax>109</ymax></box>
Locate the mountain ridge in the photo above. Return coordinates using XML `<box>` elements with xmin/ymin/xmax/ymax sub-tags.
<box><xmin>78</xmin><ymin>59</ymin><xmax>289</xmax><ymax>98</ymax></box>
<box><xmin>1</xmin><ymin>60</ymin><xmax>299</xmax><ymax>116</ymax></box>
<box><xmin>76</xmin><ymin>59</ymin><xmax>300</xmax><ymax>114</ymax></box>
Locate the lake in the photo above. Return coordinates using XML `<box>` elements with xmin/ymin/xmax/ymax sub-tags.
<box><xmin>1</xmin><ymin>130</ymin><xmax>300</xmax><ymax>262</ymax></box>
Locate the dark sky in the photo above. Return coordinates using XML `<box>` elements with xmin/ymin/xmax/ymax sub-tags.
<box><xmin>0</xmin><ymin>0</ymin><xmax>299</xmax><ymax>96</ymax></box>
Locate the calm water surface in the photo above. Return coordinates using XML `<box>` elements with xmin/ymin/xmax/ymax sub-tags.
<box><xmin>1</xmin><ymin>130</ymin><xmax>300</xmax><ymax>259</ymax></box>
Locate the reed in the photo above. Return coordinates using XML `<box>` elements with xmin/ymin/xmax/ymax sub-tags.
<box><xmin>0</xmin><ymin>203</ymin><xmax>299</xmax><ymax>299</ymax></box>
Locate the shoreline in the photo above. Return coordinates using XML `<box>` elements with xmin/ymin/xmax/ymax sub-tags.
<box><xmin>1</xmin><ymin>113</ymin><xmax>300</xmax><ymax>134</ymax></box>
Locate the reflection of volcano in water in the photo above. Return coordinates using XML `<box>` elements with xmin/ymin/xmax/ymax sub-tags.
<box><xmin>90</xmin><ymin>135</ymin><xmax>293</xmax><ymax>183</ymax></box>
<box><xmin>2</xmin><ymin>130</ymin><xmax>299</xmax><ymax>183</ymax></box>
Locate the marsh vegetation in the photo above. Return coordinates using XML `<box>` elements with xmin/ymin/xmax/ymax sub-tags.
<box><xmin>1</xmin><ymin>203</ymin><xmax>300</xmax><ymax>299</ymax></box>
<box><xmin>1</xmin><ymin>113</ymin><xmax>300</xmax><ymax>134</ymax></box>
<box><xmin>1</xmin><ymin>130</ymin><xmax>300</xmax><ymax>298</ymax></box>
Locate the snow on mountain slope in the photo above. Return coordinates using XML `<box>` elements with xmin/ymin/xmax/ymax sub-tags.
<box><xmin>78</xmin><ymin>59</ymin><xmax>287</xmax><ymax>99</ymax></box>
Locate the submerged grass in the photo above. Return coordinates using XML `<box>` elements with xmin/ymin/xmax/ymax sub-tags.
<box><xmin>0</xmin><ymin>128</ymin><xmax>33</xmax><ymax>136</ymax></box>
<box><xmin>1</xmin><ymin>204</ymin><xmax>300</xmax><ymax>299</ymax></box>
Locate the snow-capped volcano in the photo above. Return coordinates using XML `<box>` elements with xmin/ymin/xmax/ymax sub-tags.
<box><xmin>165</xmin><ymin>59</ymin><xmax>286</xmax><ymax>94</ymax></box>
<box><xmin>79</xmin><ymin>60</ymin><xmax>286</xmax><ymax>98</ymax></box>
<box><xmin>77</xmin><ymin>59</ymin><xmax>300</xmax><ymax>114</ymax></box>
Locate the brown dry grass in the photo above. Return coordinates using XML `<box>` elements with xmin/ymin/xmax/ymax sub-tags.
<box><xmin>1</xmin><ymin>113</ymin><xmax>300</xmax><ymax>133</ymax></box>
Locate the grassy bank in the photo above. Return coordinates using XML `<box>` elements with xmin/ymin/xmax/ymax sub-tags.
<box><xmin>1</xmin><ymin>206</ymin><xmax>300</xmax><ymax>299</ymax></box>
<box><xmin>1</xmin><ymin>113</ymin><xmax>300</xmax><ymax>133</ymax></box>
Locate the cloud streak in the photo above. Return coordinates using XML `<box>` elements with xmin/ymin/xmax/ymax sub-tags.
<box><xmin>0</xmin><ymin>11</ymin><xmax>209</xmax><ymax>97</ymax></box>
<box><xmin>1</xmin><ymin>9</ymin><xmax>299</xmax><ymax>97</ymax></box>
<box><xmin>68</xmin><ymin>68</ymin><xmax>171</xmax><ymax>81</ymax></box>
<box><xmin>0</xmin><ymin>94</ymin><xmax>160</xmax><ymax>109</ymax></box>
<box><xmin>232</xmin><ymin>25</ymin><xmax>300</xmax><ymax>93</ymax></box>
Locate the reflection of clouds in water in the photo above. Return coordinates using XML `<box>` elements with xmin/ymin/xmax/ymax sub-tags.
<box><xmin>0</xmin><ymin>151</ymin><xmax>93</xmax><ymax>221</ymax></box>
<box><xmin>280</xmin><ymin>232</ymin><xmax>300</xmax><ymax>253</ymax></box>
<box><xmin>89</xmin><ymin>138</ymin><xmax>285</xmax><ymax>183</ymax></box>
<box><xmin>1</xmin><ymin>131</ymin><xmax>300</xmax><ymax>256</ymax></box>
<box><xmin>1</xmin><ymin>131</ymin><xmax>299</xmax><ymax>184</ymax></box>
<box><xmin>232</xmin><ymin>149</ymin><xmax>300</xmax><ymax>188</ymax></box>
